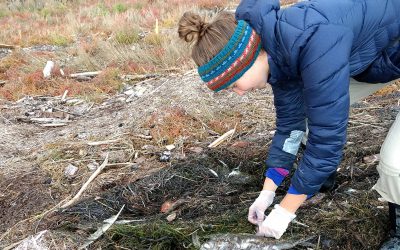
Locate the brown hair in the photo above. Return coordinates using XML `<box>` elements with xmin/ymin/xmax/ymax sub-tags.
<box><xmin>178</xmin><ymin>11</ymin><xmax>237</xmax><ymax>66</ymax></box>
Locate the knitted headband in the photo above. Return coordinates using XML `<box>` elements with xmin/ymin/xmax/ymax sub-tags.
<box><xmin>198</xmin><ymin>20</ymin><xmax>262</xmax><ymax>92</ymax></box>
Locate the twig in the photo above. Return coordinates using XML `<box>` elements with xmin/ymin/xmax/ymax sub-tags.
<box><xmin>348</xmin><ymin>120</ymin><xmax>386</xmax><ymax>130</ymax></box>
<box><xmin>122</xmin><ymin>73</ymin><xmax>161</xmax><ymax>82</ymax></box>
<box><xmin>30</xmin><ymin>117</ymin><xmax>70</xmax><ymax>123</ymax></box>
<box><xmin>61</xmin><ymin>153</ymin><xmax>109</xmax><ymax>208</ymax></box>
<box><xmin>208</xmin><ymin>129</ymin><xmax>236</xmax><ymax>148</ymax></box>
<box><xmin>292</xmin><ymin>219</ymin><xmax>310</xmax><ymax>228</ymax></box>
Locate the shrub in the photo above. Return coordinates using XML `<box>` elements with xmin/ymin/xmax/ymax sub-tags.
<box><xmin>113</xmin><ymin>3</ymin><xmax>128</xmax><ymax>13</ymax></box>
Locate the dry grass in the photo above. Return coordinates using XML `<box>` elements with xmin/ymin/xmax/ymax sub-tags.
<box><xmin>0</xmin><ymin>0</ymin><xmax>238</xmax><ymax>101</ymax></box>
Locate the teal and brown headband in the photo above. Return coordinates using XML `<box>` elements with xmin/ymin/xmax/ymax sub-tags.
<box><xmin>198</xmin><ymin>20</ymin><xmax>262</xmax><ymax>92</ymax></box>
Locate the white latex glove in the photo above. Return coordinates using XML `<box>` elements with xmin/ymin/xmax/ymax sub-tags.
<box><xmin>248</xmin><ymin>190</ymin><xmax>275</xmax><ymax>225</ymax></box>
<box><xmin>256</xmin><ymin>204</ymin><xmax>296</xmax><ymax>239</ymax></box>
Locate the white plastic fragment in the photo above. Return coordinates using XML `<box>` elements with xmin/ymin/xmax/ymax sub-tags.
<box><xmin>165</xmin><ymin>144</ymin><xmax>175</xmax><ymax>151</ymax></box>
<box><xmin>64</xmin><ymin>164</ymin><xmax>78</xmax><ymax>178</ymax></box>
<box><xmin>208</xmin><ymin>168</ymin><xmax>219</xmax><ymax>178</ymax></box>
<box><xmin>43</xmin><ymin>61</ymin><xmax>55</xmax><ymax>78</ymax></box>
<box><xmin>79</xmin><ymin>205</ymin><xmax>125</xmax><ymax>249</ymax></box>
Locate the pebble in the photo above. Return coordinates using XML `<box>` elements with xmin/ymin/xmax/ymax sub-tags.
<box><xmin>64</xmin><ymin>164</ymin><xmax>78</xmax><ymax>178</ymax></box>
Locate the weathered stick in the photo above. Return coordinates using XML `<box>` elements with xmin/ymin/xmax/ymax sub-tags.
<box><xmin>0</xmin><ymin>43</ymin><xmax>15</xmax><ymax>49</ymax></box>
<box><xmin>70</xmin><ymin>71</ymin><xmax>102</xmax><ymax>78</ymax></box>
<box><xmin>208</xmin><ymin>129</ymin><xmax>236</xmax><ymax>148</ymax></box>
<box><xmin>61</xmin><ymin>153</ymin><xmax>109</xmax><ymax>208</ymax></box>
<box><xmin>40</xmin><ymin>123</ymin><xmax>67</xmax><ymax>127</ymax></box>
<box><xmin>87</xmin><ymin>139</ymin><xmax>120</xmax><ymax>146</ymax></box>
<box><xmin>61</xmin><ymin>90</ymin><xmax>69</xmax><ymax>102</ymax></box>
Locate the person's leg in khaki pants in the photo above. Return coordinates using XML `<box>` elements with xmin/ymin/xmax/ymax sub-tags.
<box><xmin>373</xmin><ymin>113</ymin><xmax>400</xmax><ymax>249</ymax></box>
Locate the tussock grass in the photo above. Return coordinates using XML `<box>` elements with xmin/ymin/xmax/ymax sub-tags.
<box><xmin>0</xmin><ymin>0</ymin><xmax>210</xmax><ymax>100</ymax></box>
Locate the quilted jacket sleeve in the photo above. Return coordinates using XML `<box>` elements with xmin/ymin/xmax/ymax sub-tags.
<box><xmin>265</xmin><ymin>81</ymin><xmax>306</xmax><ymax>172</ymax></box>
<box><xmin>291</xmin><ymin>24</ymin><xmax>354</xmax><ymax>195</ymax></box>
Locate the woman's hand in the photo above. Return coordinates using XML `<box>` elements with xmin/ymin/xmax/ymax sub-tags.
<box><xmin>248</xmin><ymin>190</ymin><xmax>276</xmax><ymax>225</ymax></box>
<box><xmin>256</xmin><ymin>204</ymin><xmax>296</xmax><ymax>239</ymax></box>
<box><xmin>248</xmin><ymin>177</ymin><xmax>279</xmax><ymax>225</ymax></box>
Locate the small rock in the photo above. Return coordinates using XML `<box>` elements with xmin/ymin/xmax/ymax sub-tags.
<box><xmin>166</xmin><ymin>212</ymin><xmax>177</xmax><ymax>222</ymax></box>
<box><xmin>64</xmin><ymin>164</ymin><xmax>78</xmax><ymax>178</ymax></box>
<box><xmin>43</xmin><ymin>178</ymin><xmax>52</xmax><ymax>185</ymax></box>
<box><xmin>79</xmin><ymin>149</ymin><xmax>86</xmax><ymax>156</ymax></box>
<box><xmin>160</xmin><ymin>151</ymin><xmax>171</xmax><ymax>162</ymax></box>
<box><xmin>87</xmin><ymin>162</ymin><xmax>99</xmax><ymax>171</ymax></box>
<box><xmin>161</xmin><ymin>200</ymin><xmax>174</xmax><ymax>213</ymax></box>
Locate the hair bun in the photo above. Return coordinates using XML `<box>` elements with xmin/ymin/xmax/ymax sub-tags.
<box><xmin>178</xmin><ymin>12</ymin><xmax>209</xmax><ymax>44</ymax></box>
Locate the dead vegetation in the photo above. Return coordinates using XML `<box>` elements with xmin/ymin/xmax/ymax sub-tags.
<box><xmin>0</xmin><ymin>71</ymin><xmax>399</xmax><ymax>249</ymax></box>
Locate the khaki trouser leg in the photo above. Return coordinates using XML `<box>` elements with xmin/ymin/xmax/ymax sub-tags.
<box><xmin>373</xmin><ymin>113</ymin><xmax>400</xmax><ymax>205</ymax></box>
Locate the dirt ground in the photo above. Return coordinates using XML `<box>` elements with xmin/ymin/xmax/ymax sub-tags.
<box><xmin>1</xmin><ymin>72</ymin><xmax>400</xmax><ymax>249</ymax></box>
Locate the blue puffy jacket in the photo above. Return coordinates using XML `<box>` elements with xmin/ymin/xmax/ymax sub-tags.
<box><xmin>236</xmin><ymin>0</ymin><xmax>400</xmax><ymax>194</ymax></box>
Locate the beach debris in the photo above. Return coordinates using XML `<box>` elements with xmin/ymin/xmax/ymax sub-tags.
<box><xmin>208</xmin><ymin>129</ymin><xmax>235</xmax><ymax>148</ymax></box>
<box><xmin>87</xmin><ymin>139</ymin><xmax>120</xmax><ymax>146</ymax></box>
<box><xmin>166</xmin><ymin>212</ymin><xmax>177</xmax><ymax>222</ymax></box>
<box><xmin>161</xmin><ymin>199</ymin><xmax>186</xmax><ymax>214</ymax></box>
<box><xmin>165</xmin><ymin>144</ymin><xmax>175</xmax><ymax>151</ymax></box>
<box><xmin>200</xmin><ymin>234</ymin><xmax>315</xmax><ymax>250</ymax></box>
<box><xmin>64</xmin><ymin>164</ymin><xmax>78</xmax><ymax>178</ymax></box>
<box><xmin>43</xmin><ymin>61</ymin><xmax>55</xmax><ymax>78</ymax></box>
<box><xmin>160</xmin><ymin>200</ymin><xmax>174</xmax><ymax>213</ymax></box>
<box><xmin>87</xmin><ymin>162</ymin><xmax>99</xmax><ymax>171</ymax></box>
<box><xmin>79</xmin><ymin>205</ymin><xmax>125</xmax><ymax>249</ymax></box>
<box><xmin>160</xmin><ymin>150</ymin><xmax>171</xmax><ymax>162</ymax></box>
<box><xmin>363</xmin><ymin>154</ymin><xmax>380</xmax><ymax>164</ymax></box>
<box><xmin>208</xmin><ymin>168</ymin><xmax>219</xmax><ymax>178</ymax></box>
<box><xmin>0</xmin><ymin>43</ymin><xmax>15</xmax><ymax>49</ymax></box>
<box><xmin>70</xmin><ymin>71</ymin><xmax>101</xmax><ymax>81</ymax></box>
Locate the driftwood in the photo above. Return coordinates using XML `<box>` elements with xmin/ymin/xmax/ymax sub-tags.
<box><xmin>61</xmin><ymin>90</ymin><xmax>68</xmax><ymax>102</ymax></box>
<box><xmin>87</xmin><ymin>139</ymin><xmax>120</xmax><ymax>146</ymax></box>
<box><xmin>40</xmin><ymin>123</ymin><xmax>67</xmax><ymax>127</ymax></box>
<box><xmin>61</xmin><ymin>153</ymin><xmax>109</xmax><ymax>209</ymax></box>
<box><xmin>70</xmin><ymin>71</ymin><xmax>102</xmax><ymax>78</ymax></box>
<box><xmin>208</xmin><ymin>129</ymin><xmax>236</xmax><ymax>148</ymax></box>
<box><xmin>0</xmin><ymin>44</ymin><xmax>15</xmax><ymax>49</ymax></box>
